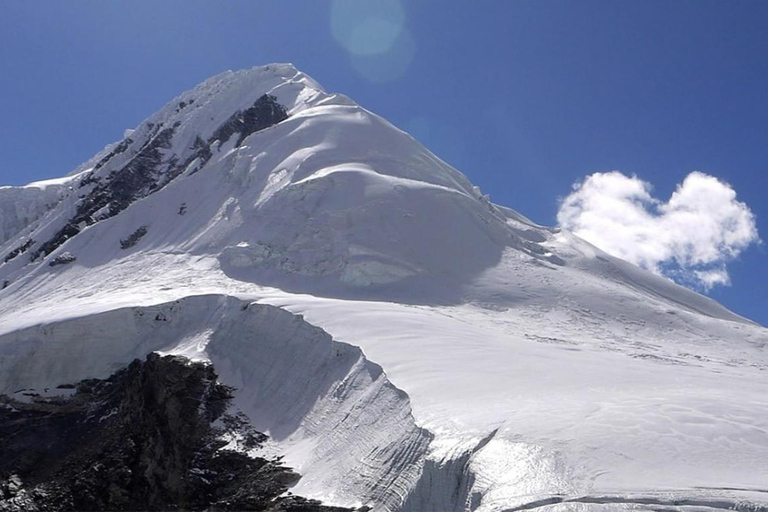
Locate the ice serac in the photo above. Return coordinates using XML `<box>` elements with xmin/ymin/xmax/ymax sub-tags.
<box><xmin>1</xmin><ymin>64</ymin><xmax>767</xmax><ymax>511</ymax></box>
<box><xmin>0</xmin><ymin>178</ymin><xmax>72</xmax><ymax>246</ymax></box>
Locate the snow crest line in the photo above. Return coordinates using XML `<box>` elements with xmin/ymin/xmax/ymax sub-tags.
<box><xmin>0</xmin><ymin>294</ymin><xmax>430</xmax><ymax>510</ymax></box>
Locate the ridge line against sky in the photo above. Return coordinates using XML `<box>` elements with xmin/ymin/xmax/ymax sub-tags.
<box><xmin>1</xmin><ymin>0</ymin><xmax>766</xmax><ymax>323</ymax></box>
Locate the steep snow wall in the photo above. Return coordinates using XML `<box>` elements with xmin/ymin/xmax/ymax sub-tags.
<box><xmin>0</xmin><ymin>295</ymin><xmax>429</xmax><ymax>510</ymax></box>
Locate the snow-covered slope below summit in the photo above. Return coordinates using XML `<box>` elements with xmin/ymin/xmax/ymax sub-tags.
<box><xmin>1</xmin><ymin>64</ymin><xmax>767</xmax><ymax>511</ymax></box>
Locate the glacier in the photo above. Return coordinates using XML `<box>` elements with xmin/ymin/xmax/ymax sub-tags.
<box><xmin>0</xmin><ymin>63</ymin><xmax>766</xmax><ymax>511</ymax></box>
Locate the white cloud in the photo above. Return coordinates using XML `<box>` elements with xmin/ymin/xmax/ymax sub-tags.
<box><xmin>693</xmin><ymin>267</ymin><xmax>731</xmax><ymax>289</ymax></box>
<box><xmin>557</xmin><ymin>171</ymin><xmax>759</xmax><ymax>291</ymax></box>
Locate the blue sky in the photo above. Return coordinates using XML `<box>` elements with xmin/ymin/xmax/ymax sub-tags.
<box><xmin>1</xmin><ymin>1</ymin><xmax>767</xmax><ymax>323</ymax></box>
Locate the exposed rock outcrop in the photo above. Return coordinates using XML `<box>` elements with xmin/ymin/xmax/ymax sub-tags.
<box><xmin>0</xmin><ymin>353</ymin><xmax>351</xmax><ymax>512</ymax></box>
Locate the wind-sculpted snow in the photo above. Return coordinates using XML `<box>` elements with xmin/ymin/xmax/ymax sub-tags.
<box><xmin>0</xmin><ymin>295</ymin><xmax>429</xmax><ymax>510</ymax></box>
<box><xmin>0</xmin><ymin>64</ymin><xmax>767</xmax><ymax>510</ymax></box>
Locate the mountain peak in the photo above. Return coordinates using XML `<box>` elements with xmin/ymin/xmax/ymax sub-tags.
<box><xmin>0</xmin><ymin>65</ymin><xmax>752</xmax><ymax>320</ymax></box>
<box><xmin>65</xmin><ymin>63</ymin><xmax>329</xmax><ymax>180</ymax></box>
<box><xmin>0</xmin><ymin>64</ymin><xmax>524</xmax><ymax>299</ymax></box>
<box><xmin>1</xmin><ymin>64</ymin><xmax>767</xmax><ymax>511</ymax></box>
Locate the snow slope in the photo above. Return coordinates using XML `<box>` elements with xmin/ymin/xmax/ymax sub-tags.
<box><xmin>0</xmin><ymin>64</ymin><xmax>766</xmax><ymax>511</ymax></box>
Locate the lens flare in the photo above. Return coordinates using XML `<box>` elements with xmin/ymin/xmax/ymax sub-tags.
<box><xmin>331</xmin><ymin>0</ymin><xmax>405</xmax><ymax>55</ymax></box>
<box><xmin>330</xmin><ymin>0</ymin><xmax>414</xmax><ymax>83</ymax></box>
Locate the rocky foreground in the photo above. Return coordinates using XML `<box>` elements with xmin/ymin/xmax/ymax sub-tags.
<box><xmin>0</xmin><ymin>353</ymin><xmax>353</xmax><ymax>512</ymax></box>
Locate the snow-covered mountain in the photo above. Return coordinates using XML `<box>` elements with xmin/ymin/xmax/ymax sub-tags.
<box><xmin>1</xmin><ymin>64</ymin><xmax>766</xmax><ymax>511</ymax></box>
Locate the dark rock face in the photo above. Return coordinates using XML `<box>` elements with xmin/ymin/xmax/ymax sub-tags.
<box><xmin>93</xmin><ymin>138</ymin><xmax>133</xmax><ymax>172</ymax></box>
<box><xmin>0</xmin><ymin>354</ymin><xmax>351</xmax><ymax>512</ymax></box>
<box><xmin>47</xmin><ymin>252</ymin><xmax>76</xmax><ymax>267</ymax></box>
<box><xmin>31</xmin><ymin>124</ymin><xmax>177</xmax><ymax>261</ymax></box>
<box><xmin>3</xmin><ymin>240</ymin><xmax>34</xmax><ymax>264</ymax></box>
<box><xmin>120</xmin><ymin>226</ymin><xmax>148</xmax><ymax>250</ymax></box>
<box><xmin>211</xmin><ymin>94</ymin><xmax>288</xmax><ymax>148</ymax></box>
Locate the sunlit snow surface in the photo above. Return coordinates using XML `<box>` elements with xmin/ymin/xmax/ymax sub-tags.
<box><xmin>0</xmin><ymin>64</ymin><xmax>766</xmax><ymax>511</ymax></box>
